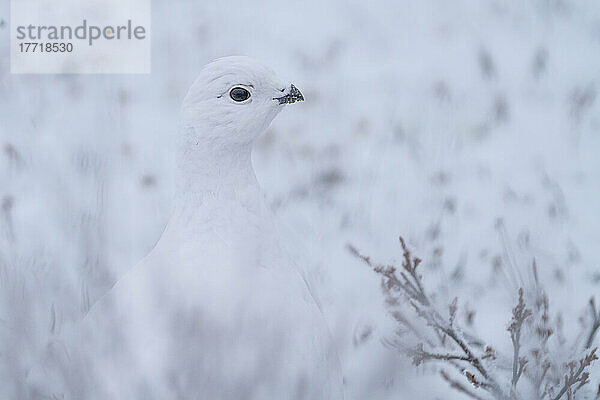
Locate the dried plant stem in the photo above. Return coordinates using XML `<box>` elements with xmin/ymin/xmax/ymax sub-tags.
<box><xmin>550</xmin><ymin>349</ymin><xmax>597</xmax><ymax>400</ymax></box>
<box><xmin>585</xmin><ymin>299</ymin><xmax>600</xmax><ymax>350</ymax></box>
<box><xmin>509</xmin><ymin>288</ymin><xmax>531</xmax><ymax>391</ymax></box>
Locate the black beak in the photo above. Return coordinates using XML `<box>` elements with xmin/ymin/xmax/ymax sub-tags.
<box><xmin>273</xmin><ymin>84</ymin><xmax>304</xmax><ymax>105</ymax></box>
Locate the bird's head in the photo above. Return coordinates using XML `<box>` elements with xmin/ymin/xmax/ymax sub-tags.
<box><xmin>180</xmin><ymin>56</ymin><xmax>303</xmax><ymax>147</ymax></box>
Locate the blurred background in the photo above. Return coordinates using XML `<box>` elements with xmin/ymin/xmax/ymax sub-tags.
<box><xmin>1</xmin><ymin>0</ymin><xmax>599</xmax><ymax>398</ymax></box>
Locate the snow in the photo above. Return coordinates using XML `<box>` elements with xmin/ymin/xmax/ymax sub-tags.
<box><xmin>1</xmin><ymin>0</ymin><xmax>599</xmax><ymax>398</ymax></box>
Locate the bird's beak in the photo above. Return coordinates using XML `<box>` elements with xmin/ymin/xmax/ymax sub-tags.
<box><xmin>273</xmin><ymin>84</ymin><xmax>304</xmax><ymax>105</ymax></box>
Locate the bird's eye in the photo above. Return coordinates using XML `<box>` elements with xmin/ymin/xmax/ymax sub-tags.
<box><xmin>229</xmin><ymin>87</ymin><xmax>251</xmax><ymax>102</ymax></box>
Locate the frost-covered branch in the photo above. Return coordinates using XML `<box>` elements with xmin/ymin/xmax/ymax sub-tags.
<box><xmin>350</xmin><ymin>236</ymin><xmax>599</xmax><ymax>400</ymax></box>
<box><xmin>440</xmin><ymin>370</ymin><xmax>487</xmax><ymax>400</ymax></box>
<box><xmin>549</xmin><ymin>349</ymin><xmax>597</xmax><ymax>400</ymax></box>
<box><xmin>410</xmin><ymin>343</ymin><xmax>471</xmax><ymax>364</ymax></box>
<box><xmin>348</xmin><ymin>238</ymin><xmax>509</xmax><ymax>399</ymax></box>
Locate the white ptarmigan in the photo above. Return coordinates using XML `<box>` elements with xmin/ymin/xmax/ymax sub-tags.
<box><xmin>38</xmin><ymin>56</ymin><xmax>343</xmax><ymax>400</ymax></box>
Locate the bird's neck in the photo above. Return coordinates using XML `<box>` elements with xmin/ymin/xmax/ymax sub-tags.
<box><xmin>174</xmin><ymin>128</ymin><xmax>262</xmax><ymax>210</ymax></box>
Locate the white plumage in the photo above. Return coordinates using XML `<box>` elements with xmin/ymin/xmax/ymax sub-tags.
<box><xmin>32</xmin><ymin>56</ymin><xmax>343</xmax><ymax>399</ymax></box>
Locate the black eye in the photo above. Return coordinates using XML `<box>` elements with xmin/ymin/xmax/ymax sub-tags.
<box><xmin>229</xmin><ymin>87</ymin><xmax>251</xmax><ymax>102</ymax></box>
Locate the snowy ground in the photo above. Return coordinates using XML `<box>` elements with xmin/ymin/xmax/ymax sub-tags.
<box><xmin>1</xmin><ymin>0</ymin><xmax>599</xmax><ymax>398</ymax></box>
